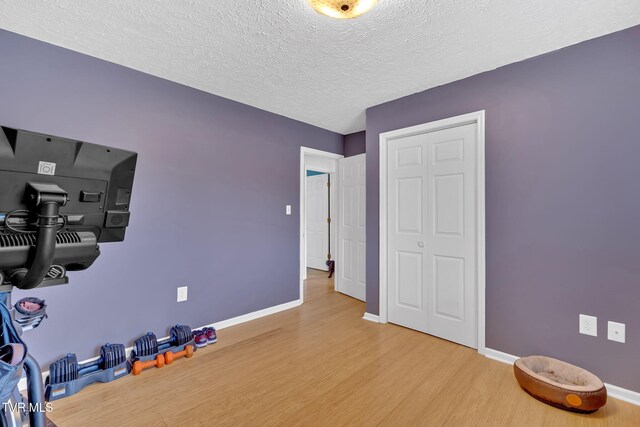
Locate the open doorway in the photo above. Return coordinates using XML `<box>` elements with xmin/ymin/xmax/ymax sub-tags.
<box><xmin>300</xmin><ymin>148</ymin><xmax>367</xmax><ymax>304</ymax></box>
<box><xmin>304</xmin><ymin>170</ymin><xmax>334</xmax><ymax>302</ymax></box>
<box><xmin>300</xmin><ymin>148</ymin><xmax>341</xmax><ymax>302</ymax></box>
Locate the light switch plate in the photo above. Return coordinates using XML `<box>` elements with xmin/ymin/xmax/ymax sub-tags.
<box><xmin>286</xmin><ymin>205</ymin><xmax>292</xmax><ymax>215</ymax></box>
<box><xmin>177</xmin><ymin>286</ymin><xmax>188</xmax><ymax>302</ymax></box>
<box><xmin>608</xmin><ymin>321</ymin><xmax>625</xmax><ymax>343</ymax></box>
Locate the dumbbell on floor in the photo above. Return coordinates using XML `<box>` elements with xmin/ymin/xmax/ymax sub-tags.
<box><xmin>132</xmin><ymin>354</ymin><xmax>164</xmax><ymax>375</ymax></box>
<box><xmin>164</xmin><ymin>345</ymin><xmax>194</xmax><ymax>365</ymax></box>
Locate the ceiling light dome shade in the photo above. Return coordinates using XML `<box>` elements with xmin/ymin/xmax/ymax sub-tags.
<box><xmin>308</xmin><ymin>0</ymin><xmax>379</xmax><ymax>19</ymax></box>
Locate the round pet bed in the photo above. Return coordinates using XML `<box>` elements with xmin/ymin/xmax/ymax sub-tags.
<box><xmin>513</xmin><ymin>355</ymin><xmax>607</xmax><ymax>413</ymax></box>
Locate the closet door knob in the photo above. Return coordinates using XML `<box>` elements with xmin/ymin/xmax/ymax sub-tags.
<box><xmin>417</xmin><ymin>241</ymin><xmax>424</xmax><ymax>248</ymax></box>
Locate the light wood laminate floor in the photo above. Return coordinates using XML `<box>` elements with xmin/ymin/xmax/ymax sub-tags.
<box><xmin>47</xmin><ymin>269</ymin><xmax>640</xmax><ymax>426</ymax></box>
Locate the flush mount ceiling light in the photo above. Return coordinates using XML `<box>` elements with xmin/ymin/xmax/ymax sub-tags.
<box><xmin>308</xmin><ymin>0</ymin><xmax>379</xmax><ymax>19</ymax></box>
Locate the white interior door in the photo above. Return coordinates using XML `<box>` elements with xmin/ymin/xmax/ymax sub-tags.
<box><xmin>337</xmin><ymin>154</ymin><xmax>366</xmax><ymax>301</ymax></box>
<box><xmin>306</xmin><ymin>173</ymin><xmax>329</xmax><ymax>271</ymax></box>
<box><xmin>387</xmin><ymin>134</ymin><xmax>429</xmax><ymax>331</ymax></box>
<box><xmin>387</xmin><ymin>123</ymin><xmax>477</xmax><ymax>348</ymax></box>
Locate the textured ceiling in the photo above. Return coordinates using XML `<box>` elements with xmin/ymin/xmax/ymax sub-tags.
<box><xmin>0</xmin><ymin>1</ymin><xmax>639</xmax><ymax>134</ymax></box>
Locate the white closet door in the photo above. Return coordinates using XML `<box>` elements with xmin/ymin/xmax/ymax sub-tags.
<box><xmin>306</xmin><ymin>174</ymin><xmax>329</xmax><ymax>271</ymax></box>
<box><xmin>387</xmin><ymin>134</ymin><xmax>429</xmax><ymax>331</ymax></box>
<box><xmin>387</xmin><ymin>124</ymin><xmax>477</xmax><ymax>348</ymax></box>
<box><xmin>425</xmin><ymin>124</ymin><xmax>477</xmax><ymax>348</ymax></box>
<box><xmin>337</xmin><ymin>154</ymin><xmax>366</xmax><ymax>301</ymax></box>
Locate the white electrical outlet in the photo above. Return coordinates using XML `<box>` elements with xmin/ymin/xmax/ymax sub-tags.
<box><xmin>177</xmin><ymin>286</ymin><xmax>188</xmax><ymax>302</ymax></box>
<box><xmin>286</xmin><ymin>205</ymin><xmax>292</xmax><ymax>215</ymax></box>
<box><xmin>579</xmin><ymin>314</ymin><xmax>597</xmax><ymax>337</ymax></box>
<box><xmin>608</xmin><ymin>321</ymin><xmax>625</xmax><ymax>343</ymax></box>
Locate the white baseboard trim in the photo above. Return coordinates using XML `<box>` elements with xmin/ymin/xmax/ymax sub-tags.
<box><xmin>18</xmin><ymin>298</ymin><xmax>303</xmax><ymax>392</ymax></box>
<box><xmin>201</xmin><ymin>299</ymin><xmax>303</xmax><ymax>331</ymax></box>
<box><xmin>604</xmin><ymin>383</ymin><xmax>640</xmax><ymax>406</ymax></box>
<box><xmin>362</xmin><ymin>313</ymin><xmax>380</xmax><ymax>323</ymax></box>
<box><xmin>484</xmin><ymin>348</ymin><xmax>518</xmax><ymax>364</ymax></box>
<box><xmin>484</xmin><ymin>347</ymin><xmax>640</xmax><ymax>406</ymax></box>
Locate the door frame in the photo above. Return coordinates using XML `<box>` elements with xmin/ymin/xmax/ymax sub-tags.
<box><xmin>378</xmin><ymin>110</ymin><xmax>486</xmax><ymax>354</ymax></box>
<box><xmin>300</xmin><ymin>147</ymin><xmax>343</xmax><ymax>302</ymax></box>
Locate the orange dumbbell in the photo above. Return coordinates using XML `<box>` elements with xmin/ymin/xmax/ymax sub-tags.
<box><xmin>132</xmin><ymin>354</ymin><xmax>164</xmax><ymax>375</ymax></box>
<box><xmin>164</xmin><ymin>345</ymin><xmax>194</xmax><ymax>365</ymax></box>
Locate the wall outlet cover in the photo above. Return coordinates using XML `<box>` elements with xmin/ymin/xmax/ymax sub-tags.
<box><xmin>608</xmin><ymin>321</ymin><xmax>625</xmax><ymax>343</ymax></box>
<box><xmin>579</xmin><ymin>314</ymin><xmax>597</xmax><ymax>337</ymax></box>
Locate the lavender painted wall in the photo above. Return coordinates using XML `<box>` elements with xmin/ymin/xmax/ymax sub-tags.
<box><xmin>366</xmin><ymin>25</ymin><xmax>640</xmax><ymax>391</ymax></box>
<box><xmin>343</xmin><ymin>131</ymin><xmax>366</xmax><ymax>157</ymax></box>
<box><xmin>0</xmin><ymin>29</ymin><xmax>343</xmax><ymax>367</ymax></box>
